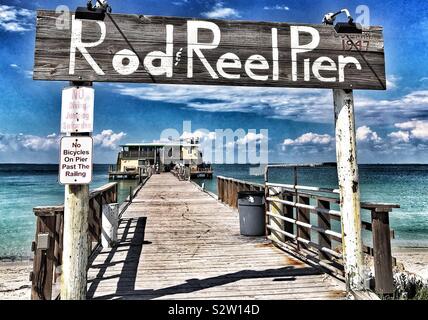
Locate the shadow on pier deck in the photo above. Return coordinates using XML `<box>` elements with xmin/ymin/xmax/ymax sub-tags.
<box><xmin>87</xmin><ymin>173</ymin><xmax>346</xmax><ymax>300</ymax></box>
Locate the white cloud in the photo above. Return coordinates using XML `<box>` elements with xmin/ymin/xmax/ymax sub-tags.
<box><xmin>0</xmin><ymin>132</ymin><xmax>59</xmax><ymax>152</ymax></box>
<box><xmin>114</xmin><ymin>85</ymin><xmax>428</xmax><ymax>126</ymax></box>
<box><xmin>353</xmin><ymin>90</ymin><xmax>428</xmax><ymax>125</ymax></box>
<box><xmin>9</xmin><ymin>63</ymin><xmax>32</xmax><ymax>78</ymax></box>
<box><xmin>93</xmin><ymin>130</ymin><xmax>126</xmax><ymax>150</ymax></box>
<box><xmin>114</xmin><ymin>84</ymin><xmax>333</xmax><ymax>123</ymax></box>
<box><xmin>283</xmin><ymin>133</ymin><xmax>334</xmax><ymax>146</ymax></box>
<box><xmin>263</xmin><ymin>5</ymin><xmax>290</xmax><ymax>11</ymax></box>
<box><xmin>386</xmin><ymin>74</ymin><xmax>400</xmax><ymax>89</ymax></box>
<box><xmin>282</xmin><ymin>132</ymin><xmax>334</xmax><ymax>155</ymax></box>
<box><xmin>0</xmin><ymin>130</ymin><xmax>127</xmax><ymax>153</ymax></box>
<box><xmin>202</xmin><ymin>2</ymin><xmax>240</xmax><ymax>19</ymax></box>
<box><xmin>0</xmin><ymin>5</ymin><xmax>34</xmax><ymax>32</ymax></box>
<box><xmin>394</xmin><ymin>120</ymin><xmax>428</xmax><ymax>141</ymax></box>
<box><xmin>181</xmin><ymin>130</ymin><xmax>216</xmax><ymax>141</ymax></box>
<box><xmin>172</xmin><ymin>0</ymin><xmax>189</xmax><ymax>5</ymax></box>
<box><xmin>236</xmin><ymin>132</ymin><xmax>267</xmax><ymax>145</ymax></box>
<box><xmin>356</xmin><ymin>126</ymin><xmax>381</xmax><ymax>143</ymax></box>
<box><xmin>388</xmin><ymin>130</ymin><xmax>410</xmax><ymax>143</ymax></box>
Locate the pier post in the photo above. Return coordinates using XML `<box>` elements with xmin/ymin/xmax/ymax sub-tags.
<box><xmin>61</xmin><ymin>82</ymin><xmax>92</xmax><ymax>300</ymax></box>
<box><xmin>333</xmin><ymin>89</ymin><xmax>365</xmax><ymax>292</ymax></box>
<box><xmin>61</xmin><ymin>184</ymin><xmax>90</xmax><ymax>299</ymax></box>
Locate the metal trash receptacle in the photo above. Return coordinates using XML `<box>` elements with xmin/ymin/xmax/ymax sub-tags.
<box><xmin>237</xmin><ymin>191</ymin><xmax>266</xmax><ymax>236</ymax></box>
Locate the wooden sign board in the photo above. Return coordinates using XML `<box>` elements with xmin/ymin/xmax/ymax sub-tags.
<box><xmin>59</xmin><ymin>136</ymin><xmax>93</xmax><ymax>185</ymax></box>
<box><xmin>61</xmin><ymin>86</ymin><xmax>94</xmax><ymax>133</ymax></box>
<box><xmin>33</xmin><ymin>10</ymin><xmax>386</xmax><ymax>90</ymax></box>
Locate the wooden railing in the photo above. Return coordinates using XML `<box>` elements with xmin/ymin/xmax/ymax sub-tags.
<box><xmin>172</xmin><ymin>166</ymin><xmax>191</xmax><ymax>181</ymax></box>
<box><xmin>30</xmin><ymin>183</ymin><xmax>118</xmax><ymax>300</ymax></box>
<box><xmin>216</xmin><ymin>176</ymin><xmax>400</xmax><ymax>295</ymax></box>
<box><xmin>217</xmin><ymin>176</ymin><xmax>264</xmax><ymax>208</ymax></box>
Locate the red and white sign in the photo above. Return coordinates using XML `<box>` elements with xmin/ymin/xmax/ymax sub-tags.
<box><xmin>61</xmin><ymin>86</ymin><xmax>94</xmax><ymax>133</ymax></box>
<box><xmin>59</xmin><ymin>136</ymin><xmax>93</xmax><ymax>185</ymax></box>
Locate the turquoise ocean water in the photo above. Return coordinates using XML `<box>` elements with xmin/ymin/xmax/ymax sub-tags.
<box><xmin>0</xmin><ymin>164</ymin><xmax>137</xmax><ymax>259</ymax></box>
<box><xmin>0</xmin><ymin>163</ymin><xmax>427</xmax><ymax>259</ymax></box>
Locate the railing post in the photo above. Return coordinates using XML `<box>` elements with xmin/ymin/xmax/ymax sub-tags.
<box><xmin>297</xmin><ymin>195</ymin><xmax>310</xmax><ymax>249</ymax></box>
<box><xmin>31</xmin><ymin>213</ymin><xmax>56</xmax><ymax>300</ymax></box>
<box><xmin>227</xmin><ymin>179</ymin><xmax>233</xmax><ymax>207</ymax></box>
<box><xmin>371</xmin><ymin>209</ymin><xmax>394</xmax><ymax>296</ymax></box>
<box><xmin>217</xmin><ymin>178</ymin><xmax>222</xmax><ymax>202</ymax></box>
<box><xmin>317</xmin><ymin>199</ymin><xmax>332</xmax><ymax>260</ymax></box>
<box><xmin>268</xmin><ymin>186</ymin><xmax>285</xmax><ymax>242</ymax></box>
<box><xmin>283</xmin><ymin>192</ymin><xmax>294</xmax><ymax>236</ymax></box>
<box><xmin>232</xmin><ymin>181</ymin><xmax>238</xmax><ymax>208</ymax></box>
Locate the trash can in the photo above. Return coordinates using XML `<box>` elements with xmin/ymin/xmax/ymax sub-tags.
<box><xmin>237</xmin><ymin>191</ymin><xmax>266</xmax><ymax>236</ymax></box>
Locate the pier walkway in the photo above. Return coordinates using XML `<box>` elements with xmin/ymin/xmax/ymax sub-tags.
<box><xmin>87</xmin><ymin>173</ymin><xmax>346</xmax><ymax>300</ymax></box>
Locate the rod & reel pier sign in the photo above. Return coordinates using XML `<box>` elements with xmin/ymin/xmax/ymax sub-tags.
<box><xmin>33</xmin><ymin>11</ymin><xmax>385</xmax><ymax>90</ymax></box>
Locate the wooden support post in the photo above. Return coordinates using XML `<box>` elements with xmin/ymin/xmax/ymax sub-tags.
<box><xmin>61</xmin><ymin>81</ymin><xmax>92</xmax><ymax>300</ymax></box>
<box><xmin>371</xmin><ymin>210</ymin><xmax>394</xmax><ymax>295</ymax></box>
<box><xmin>317</xmin><ymin>199</ymin><xmax>332</xmax><ymax>260</ymax></box>
<box><xmin>61</xmin><ymin>184</ymin><xmax>89</xmax><ymax>300</ymax></box>
<box><xmin>333</xmin><ymin>89</ymin><xmax>365</xmax><ymax>292</ymax></box>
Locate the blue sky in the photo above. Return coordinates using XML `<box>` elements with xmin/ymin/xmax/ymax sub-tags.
<box><xmin>0</xmin><ymin>0</ymin><xmax>427</xmax><ymax>164</ymax></box>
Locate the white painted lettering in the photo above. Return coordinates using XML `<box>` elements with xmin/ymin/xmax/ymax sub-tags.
<box><xmin>245</xmin><ymin>55</ymin><xmax>269</xmax><ymax>81</ymax></box>
<box><xmin>187</xmin><ymin>21</ymin><xmax>221</xmax><ymax>79</ymax></box>
<box><xmin>216</xmin><ymin>53</ymin><xmax>241</xmax><ymax>79</ymax></box>
<box><xmin>69</xmin><ymin>15</ymin><xmax>106</xmax><ymax>75</ymax></box>
<box><xmin>290</xmin><ymin>26</ymin><xmax>320</xmax><ymax>81</ymax></box>
<box><xmin>312</xmin><ymin>56</ymin><xmax>337</xmax><ymax>82</ymax></box>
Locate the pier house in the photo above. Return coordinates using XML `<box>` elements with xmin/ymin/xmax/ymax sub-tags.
<box><xmin>109</xmin><ymin>140</ymin><xmax>213</xmax><ymax>179</ymax></box>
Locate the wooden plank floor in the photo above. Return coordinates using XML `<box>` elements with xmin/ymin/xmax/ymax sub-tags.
<box><xmin>87</xmin><ymin>173</ymin><xmax>346</xmax><ymax>300</ymax></box>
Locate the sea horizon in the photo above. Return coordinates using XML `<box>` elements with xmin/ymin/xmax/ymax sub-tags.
<box><xmin>1</xmin><ymin>163</ymin><xmax>428</xmax><ymax>260</ymax></box>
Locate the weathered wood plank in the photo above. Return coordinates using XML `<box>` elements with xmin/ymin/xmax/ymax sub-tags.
<box><xmin>34</xmin><ymin>10</ymin><xmax>386</xmax><ymax>90</ymax></box>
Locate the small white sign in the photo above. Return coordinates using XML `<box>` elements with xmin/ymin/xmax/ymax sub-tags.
<box><xmin>61</xmin><ymin>86</ymin><xmax>94</xmax><ymax>133</ymax></box>
<box><xmin>59</xmin><ymin>136</ymin><xmax>93</xmax><ymax>185</ymax></box>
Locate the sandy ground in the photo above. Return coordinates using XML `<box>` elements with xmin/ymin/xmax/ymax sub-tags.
<box><xmin>0</xmin><ymin>248</ymin><xmax>426</xmax><ymax>300</ymax></box>
<box><xmin>0</xmin><ymin>260</ymin><xmax>32</xmax><ymax>300</ymax></box>
<box><xmin>393</xmin><ymin>247</ymin><xmax>428</xmax><ymax>280</ymax></box>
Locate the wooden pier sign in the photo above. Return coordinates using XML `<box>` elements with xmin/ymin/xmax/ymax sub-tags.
<box><xmin>33</xmin><ymin>10</ymin><xmax>386</xmax><ymax>90</ymax></box>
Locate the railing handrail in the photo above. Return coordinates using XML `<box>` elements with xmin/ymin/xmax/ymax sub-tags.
<box><xmin>217</xmin><ymin>175</ymin><xmax>399</xmax><ymax>296</ymax></box>
<box><xmin>217</xmin><ymin>176</ymin><xmax>265</xmax><ymax>189</ymax></box>
<box><xmin>265</xmin><ymin>163</ymin><xmax>337</xmax><ymax>169</ymax></box>
<box><xmin>266</xmin><ymin>182</ymin><xmax>400</xmax><ymax>211</ymax></box>
<box><xmin>30</xmin><ymin>181</ymin><xmax>120</xmax><ymax>300</ymax></box>
<box><xmin>33</xmin><ymin>182</ymin><xmax>118</xmax><ymax>215</ymax></box>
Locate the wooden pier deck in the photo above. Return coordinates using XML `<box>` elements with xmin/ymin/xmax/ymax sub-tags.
<box><xmin>87</xmin><ymin>173</ymin><xmax>347</xmax><ymax>300</ymax></box>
